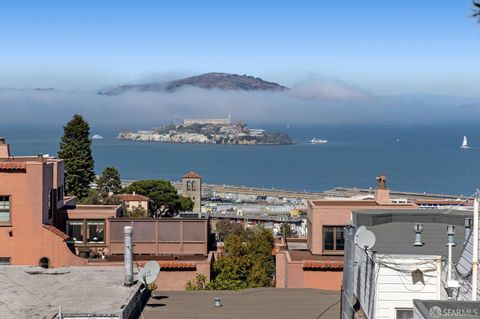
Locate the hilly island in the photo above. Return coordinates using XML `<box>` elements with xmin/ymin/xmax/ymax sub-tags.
<box><xmin>118</xmin><ymin>117</ymin><xmax>294</xmax><ymax>145</ymax></box>
<box><xmin>100</xmin><ymin>72</ymin><xmax>287</xmax><ymax>95</ymax></box>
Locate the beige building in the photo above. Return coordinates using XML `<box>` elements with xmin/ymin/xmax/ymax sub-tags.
<box><xmin>182</xmin><ymin>172</ymin><xmax>202</xmax><ymax>214</ymax></box>
<box><xmin>116</xmin><ymin>193</ymin><xmax>149</xmax><ymax>213</ymax></box>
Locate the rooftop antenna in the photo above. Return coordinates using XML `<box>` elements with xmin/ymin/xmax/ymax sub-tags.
<box><xmin>355</xmin><ymin>226</ymin><xmax>376</xmax><ymax>250</ymax></box>
<box><xmin>138</xmin><ymin>260</ymin><xmax>161</xmax><ymax>286</ymax></box>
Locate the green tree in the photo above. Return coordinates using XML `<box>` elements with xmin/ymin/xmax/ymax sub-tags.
<box><xmin>97</xmin><ymin>166</ymin><xmax>122</xmax><ymax>194</ymax></box>
<box><xmin>474</xmin><ymin>1</ymin><xmax>480</xmax><ymax>22</ymax></box>
<box><xmin>178</xmin><ymin>196</ymin><xmax>194</xmax><ymax>212</ymax></box>
<box><xmin>58</xmin><ymin>115</ymin><xmax>95</xmax><ymax>199</ymax></box>
<box><xmin>78</xmin><ymin>188</ymin><xmax>122</xmax><ymax>205</ymax></box>
<box><xmin>279</xmin><ymin>223</ymin><xmax>298</xmax><ymax>238</ymax></box>
<box><xmin>125</xmin><ymin>206</ymin><xmax>147</xmax><ymax>218</ymax></box>
<box><xmin>209</xmin><ymin>226</ymin><xmax>275</xmax><ymax>290</ymax></box>
<box><xmin>215</xmin><ymin>220</ymin><xmax>245</xmax><ymax>241</ymax></box>
<box><xmin>124</xmin><ymin>179</ymin><xmax>192</xmax><ymax>217</ymax></box>
<box><xmin>185</xmin><ymin>274</ymin><xmax>209</xmax><ymax>290</ymax></box>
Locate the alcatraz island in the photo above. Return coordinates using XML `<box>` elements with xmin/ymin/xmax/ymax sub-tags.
<box><xmin>118</xmin><ymin>116</ymin><xmax>294</xmax><ymax>145</ymax></box>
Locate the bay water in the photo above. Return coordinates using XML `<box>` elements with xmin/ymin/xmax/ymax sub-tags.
<box><xmin>3</xmin><ymin>123</ymin><xmax>479</xmax><ymax>196</ymax></box>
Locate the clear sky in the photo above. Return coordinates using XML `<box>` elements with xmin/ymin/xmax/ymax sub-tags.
<box><xmin>1</xmin><ymin>0</ymin><xmax>479</xmax><ymax>96</ymax></box>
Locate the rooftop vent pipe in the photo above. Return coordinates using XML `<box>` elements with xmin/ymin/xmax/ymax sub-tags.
<box><xmin>446</xmin><ymin>225</ymin><xmax>459</xmax><ymax>288</ymax></box>
<box><xmin>447</xmin><ymin>225</ymin><xmax>456</xmax><ymax>246</ymax></box>
<box><xmin>414</xmin><ymin>223</ymin><xmax>424</xmax><ymax>247</ymax></box>
<box><xmin>124</xmin><ymin>226</ymin><xmax>134</xmax><ymax>286</ymax></box>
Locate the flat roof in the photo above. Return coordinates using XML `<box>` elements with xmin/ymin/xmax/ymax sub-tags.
<box><xmin>353</xmin><ymin>209</ymin><xmax>472</xmax><ymax>262</ymax></box>
<box><xmin>142</xmin><ymin>288</ymin><xmax>340</xmax><ymax>319</ymax></box>
<box><xmin>0</xmin><ymin>266</ymin><xmax>140</xmax><ymax>319</ymax></box>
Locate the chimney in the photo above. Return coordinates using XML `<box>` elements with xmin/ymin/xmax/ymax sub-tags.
<box><xmin>0</xmin><ymin>138</ymin><xmax>10</xmax><ymax>158</ymax></box>
<box><xmin>374</xmin><ymin>175</ymin><xmax>390</xmax><ymax>204</ymax></box>
<box><xmin>133</xmin><ymin>191</ymin><xmax>136</xmax><ymax>196</ymax></box>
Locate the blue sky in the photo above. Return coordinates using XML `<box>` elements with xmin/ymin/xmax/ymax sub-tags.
<box><xmin>1</xmin><ymin>0</ymin><xmax>479</xmax><ymax>96</ymax></box>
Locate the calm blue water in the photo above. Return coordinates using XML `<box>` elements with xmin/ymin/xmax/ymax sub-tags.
<box><xmin>3</xmin><ymin>123</ymin><xmax>480</xmax><ymax>195</ymax></box>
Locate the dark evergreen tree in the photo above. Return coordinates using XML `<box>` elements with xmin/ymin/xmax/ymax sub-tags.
<box><xmin>123</xmin><ymin>179</ymin><xmax>193</xmax><ymax>217</ymax></box>
<box><xmin>474</xmin><ymin>1</ymin><xmax>480</xmax><ymax>22</ymax></box>
<box><xmin>58</xmin><ymin>115</ymin><xmax>95</xmax><ymax>199</ymax></box>
<box><xmin>97</xmin><ymin>166</ymin><xmax>122</xmax><ymax>194</ymax></box>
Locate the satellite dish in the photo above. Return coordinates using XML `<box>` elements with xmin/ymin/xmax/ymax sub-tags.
<box><xmin>355</xmin><ymin>227</ymin><xmax>376</xmax><ymax>250</ymax></box>
<box><xmin>356</xmin><ymin>225</ymin><xmax>367</xmax><ymax>233</ymax></box>
<box><xmin>139</xmin><ymin>260</ymin><xmax>160</xmax><ymax>285</ymax></box>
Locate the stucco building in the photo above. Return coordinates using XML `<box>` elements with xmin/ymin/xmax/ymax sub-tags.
<box><xmin>0</xmin><ymin>139</ymin><xmax>212</xmax><ymax>290</ymax></box>
<box><xmin>0</xmin><ymin>138</ymin><xmax>86</xmax><ymax>267</ymax></box>
<box><xmin>275</xmin><ymin>176</ymin><xmax>417</xmax><ymax>291</ymax></box>
<box><xmin>182</xmin><ymin>171</ymin><xmax>202</xmax><ymax>214</ymax></box>
<box><xmin>116</xmin><ymin>193</ymin><xmax>149</xmax><ymax>213</ymax></box>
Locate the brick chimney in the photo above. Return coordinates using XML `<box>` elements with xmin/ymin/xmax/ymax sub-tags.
<box><xmin>374</xmin><ymin>175</ymin><xmax>390</xmax><ymax>204</ymax></box>
<box><xmin>0</xmin><ymin>138</ymin><xmax>10</xmax><ymax>158</ymax></box>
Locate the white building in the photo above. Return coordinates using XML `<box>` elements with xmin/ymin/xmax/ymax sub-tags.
<box><xmin>343</xmin><ymin>209</ymin><xmax>476</xmax><ymax>319</ymax></box>
<box><xmin>183</xmin><ymin>115</ymin><xmax>231</xmax><ymax>126</ymax></box>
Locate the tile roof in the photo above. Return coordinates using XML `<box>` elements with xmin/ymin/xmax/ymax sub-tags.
<box><xmin>116</xmin><ymin>194</ymin><xmax>149</xmax><ymax>201</ymax></box>
<box><xmin>303</xmin><ymin>260</ymin><xmax>343</xmax><ymax>270</ymax></box>
<box><xmin>137</xmin><ymin>260</ymin><xmax>196</xmax><ymax>269</ymax></box>
<box><xmin>182</xmin><ymin>171</ymin><xmax>201</xmax><ymax>179</ymax></box>
<box><xmin>0</xmin><ymin>162</ymin><xmax>27</xmax><ymax>170</ymax></box>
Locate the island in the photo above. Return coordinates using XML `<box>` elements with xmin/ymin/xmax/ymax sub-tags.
<box><xmin>118</xmin><ymin>117</ymin><xmax>294</xmax><ymax>145</ymax></box>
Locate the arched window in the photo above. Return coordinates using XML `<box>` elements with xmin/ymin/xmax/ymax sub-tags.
<box><xmin>39</xmin><ymin>257</ymin><xmax>50</xmax><ymax>269</ymax></box>
<box><xmin>186</xmin><ymin>181</ymin><xmax>191</xmax><ymax>191</ymax></box>
<box><xmin>191</xmin><ymin>181</ymin><xmax>196</xmax><ymax>191</ymax></box>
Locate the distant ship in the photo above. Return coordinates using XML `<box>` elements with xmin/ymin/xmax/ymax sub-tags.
<box><xmin>92</xmin><ymin>134</ymin><xmax>103</xmax><ymax>140</ymax></box>
<box><xmin>460</xmin><ymin>136</ymin><xmax>469</xmax><ymax>149</ymax></box>
<box><xmin>310</xmin><ymin>138</ymin><xmax>328</xmax><ymax>144</ymax></box>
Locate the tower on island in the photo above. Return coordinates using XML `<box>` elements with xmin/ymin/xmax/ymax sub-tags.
<box><xmin>182</xmin><ymin>172</ymin><xmax>202</xmax><ymax>215</ymax></box>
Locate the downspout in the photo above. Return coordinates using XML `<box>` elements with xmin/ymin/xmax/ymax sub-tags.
<box><xmin>472</xmin><ymin>199</ymin><xmax>478</xmax><ymax>301</ymax></box>
<box><xmin>342</xmin><ymin>225</ymin><xmax>355</xmax><ymax>319</ymax></box>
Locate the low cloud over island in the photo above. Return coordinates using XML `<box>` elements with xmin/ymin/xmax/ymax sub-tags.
<box><xmin>1</xmin><ymin>73</ymin><xmax>479</xmax><ymax>129</ymax></box>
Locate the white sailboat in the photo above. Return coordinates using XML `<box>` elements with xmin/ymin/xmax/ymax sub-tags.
<box><xmin>460</xmin><ymin>136</ymin><xmax>469</xmax><ymax>149</ymax></box>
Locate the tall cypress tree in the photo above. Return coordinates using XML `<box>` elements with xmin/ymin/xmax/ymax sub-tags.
<box><xmin>58</xmin><ymin>115</ymin><xmax>95</xmax><ymax>199</ymax></box>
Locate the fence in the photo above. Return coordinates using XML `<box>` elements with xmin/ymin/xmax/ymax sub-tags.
<box><xmin>108</xmin><ymin>218</ymin><xmax>208</xmax><ymax>255</ymax></box>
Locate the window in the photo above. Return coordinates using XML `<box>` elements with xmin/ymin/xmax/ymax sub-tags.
<box><xmin>0</xmin><ymin>196</ymin><xmax>10</xmax><ymax>223</ymax></box>
<box><xmin>57</xmin><ymin>185</ymin><xmax>64</xmax><ymax>201</ymax></box>
<box><xmin>396</xmin><ymin>309</ymin><xmax>413</xmax><ymax>319</ymax></box>
<box><xmin>87</xmin><ymin>220</ymin><xmax>105</xmax><ymax>243</ymax></box>
<box><xmin>39</xmin><ymin>257</ymin><xmax>50</xmax><ymax>269</ymax></box>
<box><xmin>0</xmin><ymin>257</ymin><xmax>11</xmax><ymax>265</ymax></box>
<box><xmin>66</xmin><ymin>220</ymin><xmax>84</xmax><ymax>243</ymax></box>
<box><xmin>323</xmin><ymin>226</ymin><xmax>345</xmax><ymax>251</ymax></box>
<box><xmin>191</xmin><ymin>180</ymin><xmax>196</xmax><ymax>191</ymax></box>
<box><xmin>48</xmin><ymin>189</ymin><xmax>53</xmax><ymax>218</ymax></box>
<box><xmin>186</xmin><ymin>181</ymin><xmax>191</xmax><ymax>191</ymax></box>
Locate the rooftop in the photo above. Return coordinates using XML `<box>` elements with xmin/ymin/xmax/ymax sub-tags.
<box><xmin>142</xmin><ymin>288</ymin><xmax>340</xmax><ymax>319</ymax></box>
<box><xmin>116</xmin><ymin>193</ymin><xmax>149</xmax><ymax>201</ymax></box>
<box><xmin>182</xmin><ymin>171</ymin><xmax>201</xmax><ymax>179</ymax></box>
<box><xmin>0</xmin><ymin>266</ymin><xmax>141</xmax><ymax>319</ymax></box>
<box><xmin>353</xmin><ymin>209</ymin><xmax>472</xmax><ymax>262</ymax></box>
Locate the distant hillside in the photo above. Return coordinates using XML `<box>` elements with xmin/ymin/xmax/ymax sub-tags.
<box><xmin>99</xmin><ymin>72</ymin><xmax>287</xmax><ymax>95</ymax></box>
